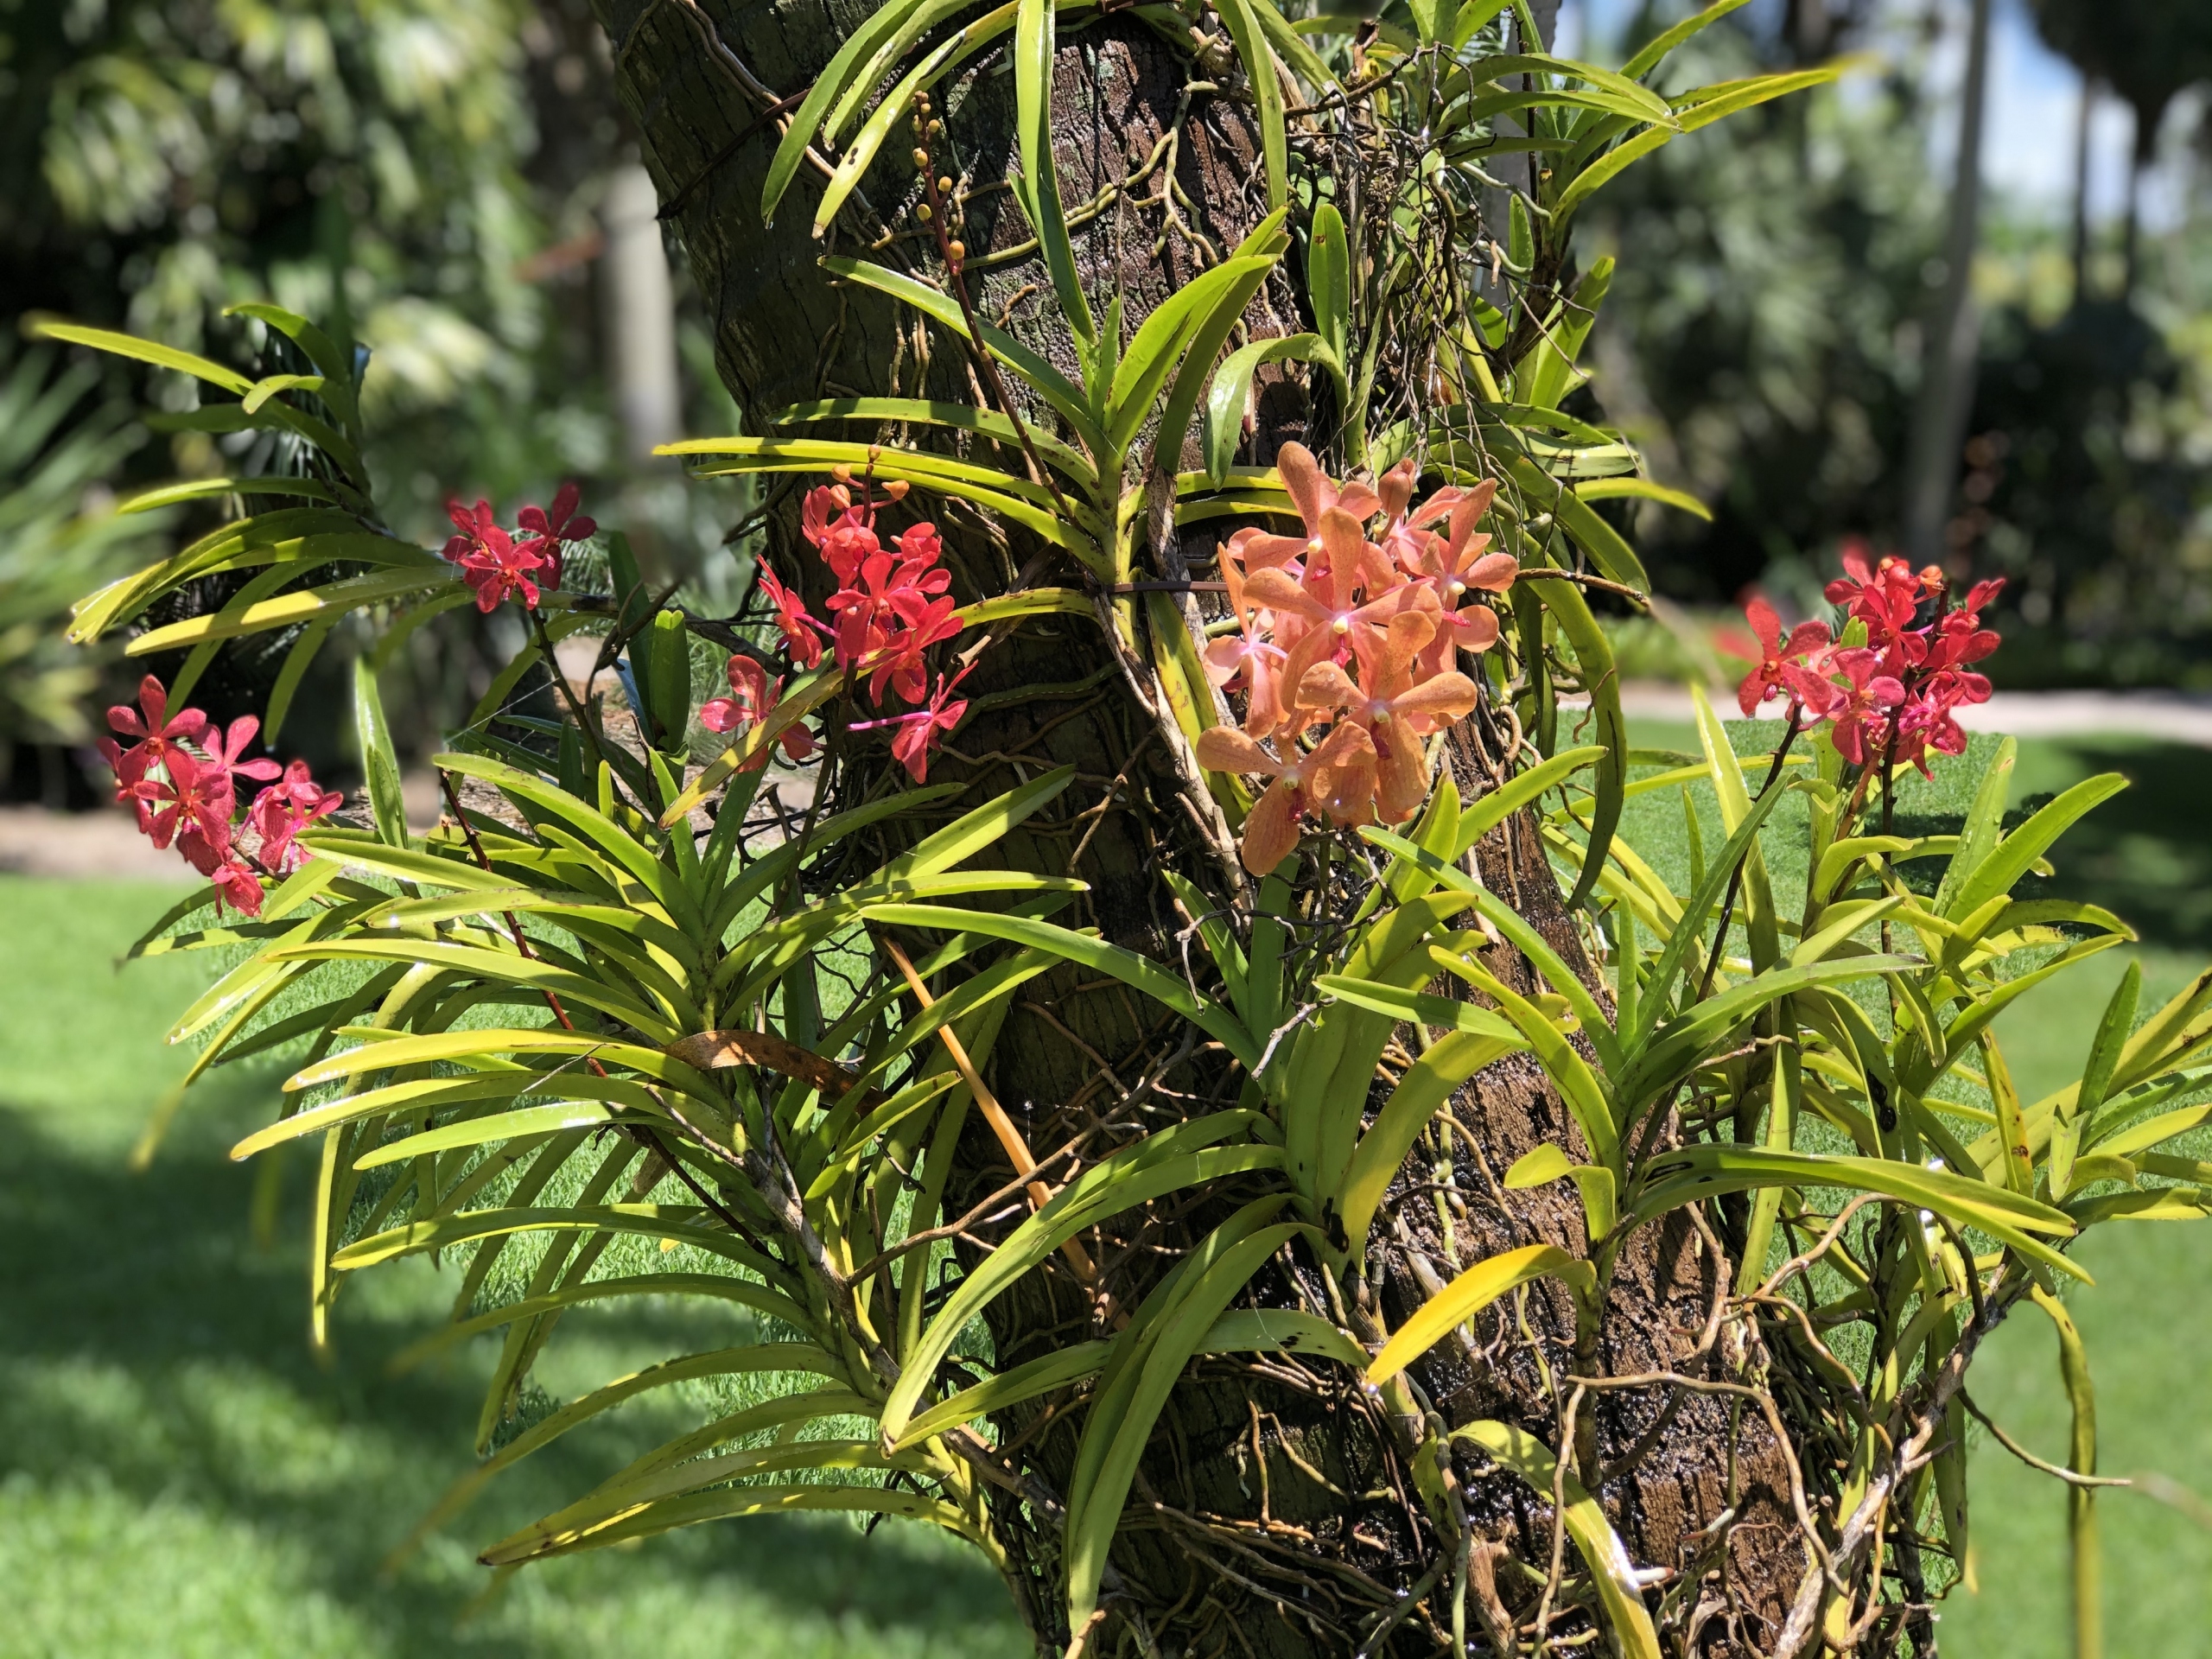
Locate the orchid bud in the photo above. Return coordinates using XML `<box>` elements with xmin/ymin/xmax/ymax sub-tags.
<box><xmin>937</xmin><ymin>176</ymin><xmax>953</xmax><ymax>195</ymax></box>
<box><xmin>912</xmin><ymin>147</ymin><xmax>930</xmax><ymax>168</ymax></box>
<box><xmin>927</xmin><ymin>118</ymin><xmax>943</xmax><ymax>137</ymax></box>
<box><xmin>946</xmin><ymin>239</ymin><xmax>966</xmax><ymax>264</ymax></box>
<box><xmin>884</xmin><ymin>480</ymin><xmax>911</xmax><ymax>501</ymax></box>
<box><xmin>830</xmin><ymin>465</ymin><xmax>854</xmax><ymax>486</ymax></box>
<box><xmin>917</xmin><ymin>202</ymin><xmax>932</xmax><ymax>221</ymax></box>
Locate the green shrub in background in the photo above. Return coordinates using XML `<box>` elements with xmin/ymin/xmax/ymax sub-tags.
<box><xmin>0</xmin><ymin>348</ymin><xmax>170</xmax><ymax>785</ymax></box>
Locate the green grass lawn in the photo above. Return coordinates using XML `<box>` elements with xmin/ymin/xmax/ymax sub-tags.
<box><xmin>0</xmin><ymin>877</ymin><xmax>1027</xmax><ymax>1659</ymax></box>
<box><xmin>1624</xmin><ymin>721</ymin><xmax>2212</xmax><ymax>1658</ymax></box>
<box><xmin>3</xmin><ymin>728</ymin><xmax>2209</xmax><ymax>1657</ymax></box>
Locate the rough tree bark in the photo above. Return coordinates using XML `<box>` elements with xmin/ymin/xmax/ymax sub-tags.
<box><xmin>588</xmin><ymin>2</ymin><xmax>1799</xmax><ymax>1650</ymax></box>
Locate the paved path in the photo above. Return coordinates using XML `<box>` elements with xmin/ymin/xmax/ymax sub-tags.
<box><xmin>5</xmin><ymin>688</ymin><xmax>2205</xmax><ymax>880</ymax></box>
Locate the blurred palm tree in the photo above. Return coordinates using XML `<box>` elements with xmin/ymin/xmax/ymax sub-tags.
<box><xmin>2026</xmin><ymin>0</ymin><xmax>2212</xmax><ymax>296</ymax></box>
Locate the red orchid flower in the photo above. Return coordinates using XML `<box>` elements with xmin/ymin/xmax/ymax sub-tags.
<box><xmin>1735</xmin><ymin>596</ymin><xmax>1835</xmax><ymax>717</ymax></box>
<box><xmin>1891</xmin><ymin>668</ymin><xmax>1993</xmax><ymax>776</ymax></box>
<box><xmin>210</xmin><ymin>856</ymin><xmax>265</xmax><ymax>918</ymax></box>
<box><xmin>1194</xmin><ymin>720</ymin><xmax>1379</xmax><ymax>874</ymax></box>
<box><xmin>1821</xmin><ymin>647</ymin><xmax>1906</xmax><ymax>766</ymax></box>
<box><xmin>248</xmin><ymin>760</ymin><xmax>343</xmax><ymax>875</ymax></box>
<box><xmin>133</xmin><ymin>749</ymin><xmax>234</xmax><ymax>874</ymax></box>
<box><xmin>1823</xmin><ymin>545</ymin><xmax>1924</xmax><ymax>645</ymax></box>
<box><xmin>849</xmin><ymin>664</ymin><xmax>975</xmax><ymax>784</ymax></box>
<box><xmin>197</xmin><ymin>715</ymin><xmax>283</xmax><ymax>810</ymax></box>
<box><xmin>869</xmin><ymin>593</ymin><xmax>962</xmax><ymax>708</ymax></box>
<box><xmin>700</xmin><ymin>656</ymin><xmax>816</xmax><ymax>771</ymax></box>
<box><xmin>99</xmin><ymin>675</ymin><xmax>210</xmax><ymax>800</ymax></box>
<box><xmin>802</xmin><ymin>484</ymin><xmax>884</xmax><ymax>584</ymax></box>
<box><xmin>755</xmin><ymin>558</ymin><xmax>830</xmax><ymax>671</ymax></box>
<box><xmin>515</xmin><ymin>480</ymin><xmax>597</xmax><ymax>591</ymax></box>
<box><xmin>444</xmin><ymin>499</ymin><xmax>550</xmax><ymax>613</ymax></box>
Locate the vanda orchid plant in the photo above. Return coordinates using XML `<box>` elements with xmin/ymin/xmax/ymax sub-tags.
<box><xmin>35</xmin><ymin>8</ymin><xmax>2212</xmax><ymax>1655</ymax></box>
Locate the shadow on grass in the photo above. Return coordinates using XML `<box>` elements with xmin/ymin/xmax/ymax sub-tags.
<box><xmin>0</xmin><ymin>1062</ymin><xmax>1020</xmax><ymax>1658</ymax></box>
<box><xmin>1881</xmin><ymin>737</ymin><xmax>2212</xmax><ymax>957</ymax></box>
<box><xmin>2024</xmin><ymin>740</ymin><xmax>2212</xmax><ymax>957</ymax></box>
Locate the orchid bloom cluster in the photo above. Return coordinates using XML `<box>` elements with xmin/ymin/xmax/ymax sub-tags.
<box><xmin>99</xmin><ymin>676</ymin><xmax>341</xmax><ymax>916</ymax></box>
<box><xmin>713</xmin><ymin>475</ymin><xmax>971</xmax><ymax>784</ymax></box>
<box><xmin>440</xmin><ymin>481</ymin><xmax>598</xmax><ymax>613</ymax></box>
<box><xmin>1192</xmin><ymin>443</ymin><xmax>1518</xmax><ymax>874</ymax></box>
<box><xmin>1735</xmin><ymin>544</ymin><xmax>2005</xmax><ymax>775</ymax></box>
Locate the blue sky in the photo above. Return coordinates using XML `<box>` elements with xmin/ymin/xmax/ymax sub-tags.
<box><xmin>1556</xmin><ymin>0</ymin><xmax>2203</xmax><ymax>232</ymax></box>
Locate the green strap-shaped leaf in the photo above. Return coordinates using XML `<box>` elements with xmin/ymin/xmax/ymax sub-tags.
<box><xmin>1624</xmin><ymin>954</ymin><xmax>1922</xmax><ymax>1106</ymax></box>
<box><xmin>762</xmin><ymin>0</ymin><xmax>957</xmax><ymax>222</ymax></box>
<box><xmin>353</xmin><ymin>658</ymin><xmax>409</xmax><ymax>849</ymax></box>
<box><xmin>1152</xmin><ymin>213</ymin><xmax>1290</xmax><ymax>477</ymax></box>
<box><xmin>392</xmin><ymin>1279</ymin><xmax>824</xmax><ymax>1373</ymax></box>
<box><xmin>876</xmin><ymin>1115</ymin><xmax>1279</xmax><ymax>1441</ymax></box>
<box><xmin>1504</xmin><ymin>1142</ymin><xmax>1619</xmax><ymax>1240</ymax></box>
<box><xmin>30</xmin><ymin>318</ymin><xmax>251</xmax><ymax>395</ymax></box>
<box><xmin>116</xmin><ymin>475</ymin><xmax>338</xmax><ymax>514</ymax></box>
<box><xmin>1066</xmin><ymin>1206</ymin><xmax>1313</xmax><ymax>1626</ymax></box>
<box><xmin>895</xmin><ymin>1340</ymin><xmax>1115</xmax><ymax>1451</ymax></box>
<box><xmin>817</xmin><ymin>257</ymin><xmax>1106</xmax><ymax>456</ymax></box>
<box><xmin>333</xmin><ymin>1203</ymin><xmax>772</xmax><ymax>1274</ymax></box>
<box><xmin>1340</xmin><ymin>1030</ymin><xmax>1525</xmax><ymax>1252</ymax></box>
<box><xmin>395</xmin><ymin>1353</ymin><xmax>849</xmax><ymax>1559</ymax></box>
<box><xmin>1362</xmin><ymin>827</ymin><xmax>1621</xmax><ymax>1075</ymax></box>
<box><xmin>486</xmin><ymin>1482</ymin><xmax>976</xmax><ymax>1564</ymax></box>
<box><xmin>1522</xmin><ymin>574</ymin><xmax>1625</xmax><ymax>907</ymax></box>
<box><xmin>859</xmin><ymin>903</ymin><xmax>1260</xmax><ymax>1069</ymax></box>
<box><xmin>284</xmin><ymin>1027</ymin><xmax>701</xmax><ymax>1092</ymax></box>
<box><xmin>1951</xmin><ymin>772</ymin><xmax>2128</xmax><ymax>919</ymax></box>
<box><xmin>1107</xmin><ymin>255</ymin><xmax>1274</xmax><ymax>454</ymax></box>
<box><xmin>224</xmin><ymin>302</ymin><xmax>359</xmax><ymax>426</ymax></box>
<box><xmin>1618</xmin><ymin>0</ymin><xmax>1755</xmax><ymax>79</ymax></box>
<box><xmin>774</xmin><ymin>396</ymin><xmax>1097</xmax><ymax>485</ymax></box>
<box><xmin>1453</xmin><ymin>1421</ymin><xmax>1663</xmax><ymax>1659</ymax></box>
<box><xmin>1014</xmin><ymin>0</ymin><xmax>1095</xmax><ymax>340</ymax></box>
<box><xmin>1213</xmin><ymin>0</ymin><xmax>1286</xmax><ymax>207</ymax></box>
<box><xmin>1370</xmin><ymin>1243</ymin><xmax>1595</xmax><ymax>1383</ymax></box>
<box><xmin>810</xmin><ymin>9</ymin><xmax>1006</xmax><ymax>239</ymax></box>
<box><xmin>1632</xmin><ymin>1145</ymin><xmax>2087</xmax><ymax>1281</ymax></box>
<box><xmin>1205</xmin><ymin>334</ymin><xmax>1325</xmax><ymax>483</ymax></box>
<box><xmin>1435</xmin><ymin>951</ymin><xmax>1621</xmax><ymax>1173</ymax></box>
<box><xmin>1307</xmin><ymin>202</ymin><xmax>1352</xmax><ymax>404</ymax></box>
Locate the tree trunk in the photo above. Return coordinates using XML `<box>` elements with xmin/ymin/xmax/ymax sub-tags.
<box><xmin>2069</xmin><ymin>73</ymin><xmax>2094</xmax><ymax>308</ymax></box>
<box><xmin>1902</xmin><ymin>0</ymin><xmax>1993</xmax><ymax>570</ymax></box>
<box><xmin>589</xmin><ymin>3</ymin><xmax>1797</xmax><ymax>1649</ymax></box>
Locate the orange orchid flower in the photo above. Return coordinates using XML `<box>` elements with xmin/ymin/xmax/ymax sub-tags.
<box><xmin>1194</xmin><ymin>720</ymin><xmax>1379</xmax><ymax>874</ymax></box>
<box><xmin>1295</xmin><ymin>611</ymin><xmax>1480</xmax><ymax>822</ymax></box>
